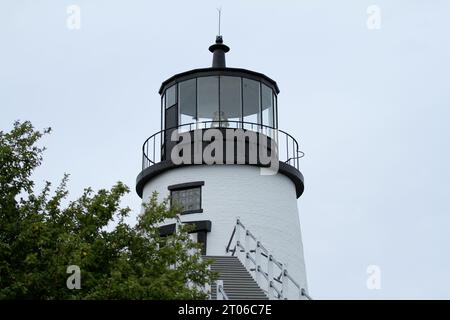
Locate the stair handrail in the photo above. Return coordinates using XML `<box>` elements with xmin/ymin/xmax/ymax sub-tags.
<box><xmin>225</xmin><ymin>218</ymin><xmax>312</xmax><ymax>300</ymax></box>
<box><xmin>301</xmin><ymin>288</ymin><xmax>312</xmax><ymax>300</ymax></box>
<box><xmin>216</xmin><ymin>280</ymin><xmax>229</xmax><ymax>300</ymax></box>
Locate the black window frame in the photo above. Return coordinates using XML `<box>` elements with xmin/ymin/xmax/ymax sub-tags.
<box><xmin>168</xmin><ymin>181</ymin><xmax>205</xmax><ymax>215</ymax></box>
<box><xmin>158</xmin><ymin>220</ymin><xmax>211</xmax><ymax>255</ymax></box>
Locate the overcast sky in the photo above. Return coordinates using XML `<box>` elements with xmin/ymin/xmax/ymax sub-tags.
<box><xmin>1</xmin><ymin>0</ymin><xmax>450</xmax><ymax>299</ymax></box>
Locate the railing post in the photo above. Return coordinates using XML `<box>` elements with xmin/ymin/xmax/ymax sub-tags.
<box><xmin>216</xmin><ymin>280</ymin><xmax>224</xmax><ymax>300</ymax></box>
<box><xmin>300</xmin><ymin>288</ymin><xmax>311</xmax><ymax>300</ymax></box>
<box><xmin>286</xmin><ymin>134</ymin><xmax>289</xmax><ymax>162</ymax></box>
<box><xmin>235</xmin><ymin>218</ymin><xmax>241</xmax><ymax>259</ymax></box>
<box><xmin>245</xmin><ymin>230</ymin><xmax>250</xmax><ymax>270</ymax></box>
<box><xmin>255</xmin><ymin>241</ymin><xmax>261</xmax><ymax>285</ymax></box>
<box><xmin>292</xmin><ymin>139</ymin><xmax>295</xmax><ymax>166</ymax></box>
<box><xmin>153</xmin><ymin>136</ymin><xmax>156</xmax><ymax>164</ymax></box>
<box><xmin>267</xmin><ymin>253</ymin><xmax>274</xmax><ymax>299</ymax></box>
<box><xmin>281</xmin><ymin>263</ymin><xmax>288</xmax><ymax>300</ymax></box>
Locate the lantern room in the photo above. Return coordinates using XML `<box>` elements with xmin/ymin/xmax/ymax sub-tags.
<box><xmin>159</xmin><ymin>36</ymin><xmax>279</xmax><ymax>133</ymax></box>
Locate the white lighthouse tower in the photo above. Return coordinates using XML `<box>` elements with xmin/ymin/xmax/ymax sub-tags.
<box><xmin>136</xmin><ymin>36</ymin><xmax>309</xmax><ymax>300</ymax></box>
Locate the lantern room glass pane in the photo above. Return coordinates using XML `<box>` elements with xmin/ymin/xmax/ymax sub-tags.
<box><xmin>197</xmin><ymin>76</ymin><xmax>219</xmax><ymax>126</ymax></box>
<box><xmin>220</xmin><ymin>76</ymin><xmax>242</xmax><ymax>127</ymax></box>
<box><xmin>179</xmin><ymin>79</ymin><xmax>197</xmax><ymax>130</ymax></box>
<box><xmin>165</xmin><ymin>85</ymin><xmax>177</xmax><ymax>109</ymax></box>
<box><xmin>261</xmin><ymin>84</ymin><xmax>274</xmax><ymax>128</ymax></box>
<box><xmin>242</xmin><ymin>78</ymin><xmax>261</xmax><ymax>125</ymax></box>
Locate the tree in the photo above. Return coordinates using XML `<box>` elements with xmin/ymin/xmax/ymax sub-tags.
<box><xmin>0</xmin><ymin>121</ymin><xmax>216</xmax><ymax>299</ymax></box>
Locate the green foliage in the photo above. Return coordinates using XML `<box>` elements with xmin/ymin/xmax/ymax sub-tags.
<box><xmin>0</xmin><ymin>121</ymin><xmax>216</xmax><ymax>299</ymax></box>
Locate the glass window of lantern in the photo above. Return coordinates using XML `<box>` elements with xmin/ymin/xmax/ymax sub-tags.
<box><xmin>171</xmin><ymin>187</ymin><xmax>202</xmax><ymax>213</ymax></box>
<box><xmin>165</xmin><ymin>85</ymin><xmax>177</xmax><ymax>109</ymax></box>
<box><xmin>261</xmin><ymin>84</ymin><xmax>274</xmax><ymax>128</ymax></box>
<box><xmin>197</xmin><ymin>76</ymin><xmax>219</xmax><ymax>127</ymax></box>
<box><xmin>219</xmin><ymin>76</ymin><xmax>242</xmax><ymax>128</ymax></box>
<box><xmin>242</xmin><ymin>78</ymin><xmax>261</xmax><ymax>128</ymax></box>
<box><xmin>178</xmin><ymin>79</ymin><xmax>197</xmax><ymax>131</ymax></box>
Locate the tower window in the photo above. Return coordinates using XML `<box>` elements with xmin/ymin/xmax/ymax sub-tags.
<box><xmin>168</xmin><ymin>181</ymin><xmax>204</xmax><ymax>214</ymax></box>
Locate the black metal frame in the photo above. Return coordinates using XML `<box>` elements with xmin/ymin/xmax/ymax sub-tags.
<box><xmin>158</xmin><ymin>220</ymin><xmax>211</xmax><ymax>255</ymax></box>
<box><xmin>159</xmin><ymin>68</ymin><xmax>280</xmax><ymax>95</ymax></box>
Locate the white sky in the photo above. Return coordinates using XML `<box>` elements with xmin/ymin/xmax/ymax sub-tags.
<box><xmin>1</xmin><ymin>0</ymin><xmax>450</xmax><ymax>299</ymax></box>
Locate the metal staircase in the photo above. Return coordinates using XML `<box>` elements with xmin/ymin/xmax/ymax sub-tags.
<box><xmin>211</xmin><ymin>218</ymin><xmax>312</xmax><ymax>300</ymax></box>
<box><xmin>208</xmin><ymin>256</ymin><xmax>268</xmax><ymax>300</ymax></box>
<box><xmin>173</xmin><ymin>215</ymin><xmax>311</xmax><ymax>300</ymax></box>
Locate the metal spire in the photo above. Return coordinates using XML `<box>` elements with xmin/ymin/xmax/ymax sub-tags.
<box><xmin>217</xmin><ymin>7</ymin><xmax>222</xmax><ymax>36</ymax></box>
<box><xmin>209</xmin><ymin>8</ymin><xmax>229</xmax><ymax>68</ymax></box>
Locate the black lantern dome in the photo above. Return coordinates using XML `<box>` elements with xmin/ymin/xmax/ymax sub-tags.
<box><xmin>159</xmin><ymin>37</ymin><xmax>280</xmax><ymax>134</ymax></box>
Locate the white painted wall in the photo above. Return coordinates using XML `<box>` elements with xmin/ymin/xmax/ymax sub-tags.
<box><xmin>141</xmin><ymin>164</ymin><xmax>308</xmax><ymax>299</ymax></box>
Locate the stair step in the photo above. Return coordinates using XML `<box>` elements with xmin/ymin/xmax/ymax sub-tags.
<box><xmin>211</xmin><ymin>264</ymin><xmax>247</xmax><ymax>267</ymax></box>
<box><xmin>206</xmin><ymin>255</ymin><xmax>268</xmax><ymax>300</ymax></box>
<box><xmin>220</xmin><ymin>286</ymin><xmax>263</xmax><ymax>289</ymax></box>
<box><xmin>214</xmin><ymin>275</ymin><xmax>255</xmax><ymax>278</ymax></box>
<box><xmin>211</xmin><ymin>264</ymin><xmax>248</xmax><ymax>267</ymax></box>
<box><xmin>211</xmin><ymin>291</ymin><xmax>267</xmax><ymax>296</ymax></box>
<box><xmin>212</xmin><ymin>264</ymin><xmax>248</xmax><ymax>267</ymax></box>
<box><xmin>217</xmin><ymin>296</ymin><xmax>268</xmax><ymax>299</ymax></box>
<box><xmin>213</xmin><ymin>272</ymin><xmax>252</xmax><ymax>275</ymax></box>
<box><xmin>221</xmin><ymin>284</ymin><xmax>262</xmax><ymax>287</ymax></box>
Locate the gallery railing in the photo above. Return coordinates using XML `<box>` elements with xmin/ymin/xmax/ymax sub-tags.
<box><xmin>141</xmin><ymin>121</ymin><xmax>304</xmax><ymax>171</ymax></box>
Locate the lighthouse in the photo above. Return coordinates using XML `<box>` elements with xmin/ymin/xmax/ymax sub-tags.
<box><xmin>136</xmin><ymin>35</ymin><xmax>309</xmax><ymax>300</ymax></box>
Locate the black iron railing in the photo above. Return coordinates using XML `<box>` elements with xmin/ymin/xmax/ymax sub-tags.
<box><xmin>141</xmin><ymin>121</ymin><xmax>304</xmax><ymax>171</ymax></box>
